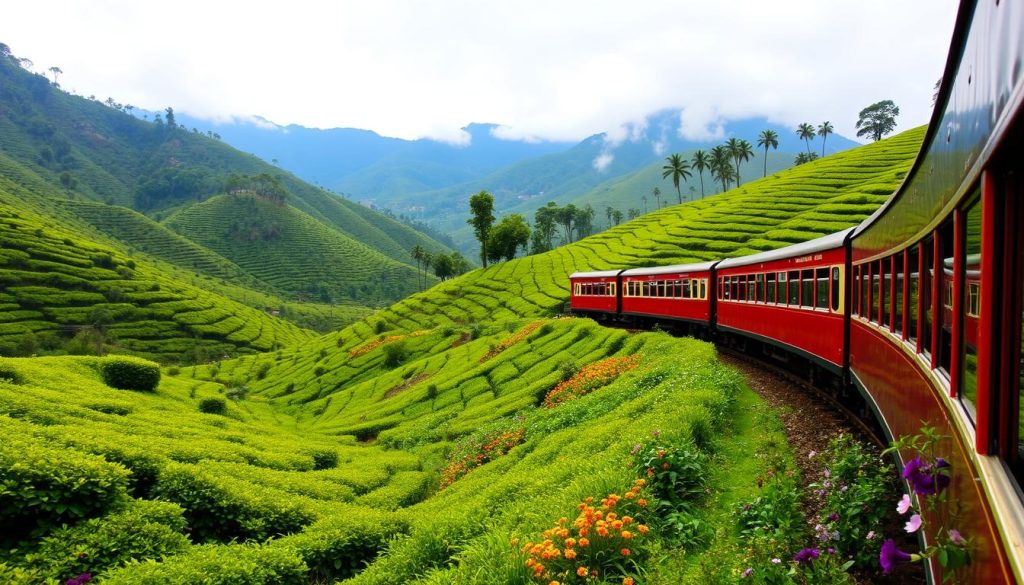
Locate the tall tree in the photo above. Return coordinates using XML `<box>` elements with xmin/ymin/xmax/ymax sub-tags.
<box><xmin>661</xmin><ymin>154</ymin><xmax>692</xmax><ymax>204</ymax></box>
<box><xmin>555</xmin><ymin>204</ymin><xmax>578</xmax><ymax>244</ymax></box>
<box><xmin>691</xmin><ymin>150</ymin><xmax>710</xmax><ymax>199</ymax></box>
<box><xmin>797</xmin><ymin>123</ymin><xmax>816</xmax><ymax>154</ymax></box>
<box><xmin>467</xmin><ymin>191</ymin><xmax>495</xmax><ymax>267</ymax></box>
<box><xmin>534</xmin><ymin>202</ymin><xmax>558</xmax><ymax>251</ymax></box>
<box><xmin>576</xmin><ymin>205</ymin><xmax>596</xmax><ymax>239</ymax></box>
<box><xmin>47</xmin><ymin>66</ymin><xmax>62</xmax><ymax>85</ymax></box>
<box><xmin>605</xmin><ymin>206</ymin><xmax>615</xmax><ymax>228</ymax></box>
<box><xmin>794</xmin><ymin>152</ymin><xmax>819</xmax><ymax>165</ymax></box>
<box><xmin>855</xmin><ymin>100</ymin><xmax>900</xmax><ymax>141</ymax></box>
<box><xmin>817</xmin><ymin>121</ymin><xmax>834</xmax><ymax>157</ymax></box>
<box><xmin>756</xmin><ymin>130</ymin><xmax>779</xmax><ymax>178</ymax></box>
<box><xmin>410</xmin><ymin>245</ymin><xmax>428</xmax><ymax>291</ymax></box>
<box><xmin>164</xmin><ymin>107</ymin><xmax>176</xmax><ymax>130</ymax></box>
<box><xmin>432</xmin><ymin>253</ymin><xmax>454</xmax><ymax>281</ymax></box>
<box><xmin>627</xmin><ymin>208</ymin><xmax>641</xmax><ymax>220</ymax></box>
<box><xmin>709</xmin><ymin>145</ymin><xmax>735</xmax><ymax>192</ymax></box>
<box><xmin>641</xmin><ymin>195</ymin><xmax>647</xmax><ymax>214</ymax></box>
<box><xmin>612</xmin><ymin>209</ymin><xmax>623</xmax><ymax>226</ymax></box>
<box><xmin>652</xmin><ymin>187</ymin><xmax>661</xmax><ymax>209</ymax></box>
<box><xmin>487</xmin><ymin>214</ymin><xmax>531</xmax><ymax>263</ymax></box>
<box><xmin>728</xmin><ymin>139</ymin><xmax>754</xmax><ymax>187</ymax></box>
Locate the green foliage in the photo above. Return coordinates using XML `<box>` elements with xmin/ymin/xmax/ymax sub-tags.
<box><xmin>855</xmin><ymin>100</ymin><xmax>900</xmax><ymax>142</ymax></box>
<box><xmin>310</xmin><ymin>449</ymin><xmax>338</xmax><ymax>470</ymax></box>
<box><xmin>0</xmin><ymin>434</ymin><xmax>129</xmax><ymax>545</ymax></box>
<box><xmin>382</xmin><ymin>341</ymin><xmax>408</xmax><ymax>368</ymax></box>
<box><xmin>198</xmin><ymin>397</ymin><xmax>227</xmax><ymax>415</ymax></box>
<box><xmin>0</xmin><ymin>363</ymin><xmax>23</xmax><ymax>384</ymax></box>
<box><xmin>24</xmin><ymin>499</ymin><xmax>190</xmax><ymax>580</ymax></box>
<box><xmin>100</xmin><ymin>356</ymin><xmax>161</xmax><ymax>391</ymax></box>
<box><xmin>102</xmin><ymin>543</ymin><xmax>308</xmax><ymax>585</ymax></box>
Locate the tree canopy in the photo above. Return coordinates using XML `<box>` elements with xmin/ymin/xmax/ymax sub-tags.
<box><xmin>487</xmin><ymin>214</ymin><xmax>531</xmax><ymax>263</ymax></box>
<box><xmin>855</xmin><ymin>100</ymin><xmax>899</xmax><ymax>141</ymax></box>
<box><xmin>467</xmin><ymin>191</ymin><xmax>495</xmax><ymax>267</ymax></box>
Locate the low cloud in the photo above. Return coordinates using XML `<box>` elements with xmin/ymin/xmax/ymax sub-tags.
<box><xmin>592</xmin><ymin>152</ymin><xmax>614</xmax><ymax>172</ymax></box>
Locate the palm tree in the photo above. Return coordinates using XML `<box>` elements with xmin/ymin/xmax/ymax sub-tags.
<box><xmin>797</xmin><ymin>123</ymin><xmax>816</xmax><ymax>154</ymax></box>
<box><xmin>605</xmin><ymin>206</ymin><xmax>614</xmax><ymax>228</ymax></box>
<box><xmin>661</xmin><ymin>154</ymin><xmax>692</xmax><ymax>204</ymax></box>
<box><xmin>709</xmin><ymin>145</ymin><xmax>735</xmax><ymax>192</ymax></box>
<box><xmin>642</xmin><ymin>195</ymin><xmax>648</xmax><ymax>214</ymax></box>
<box><xmin>691</xmin><ymin>150</ymin><xmax>710</xmax><ymax>199</ymax></box>
<box><xmin>411</xmin><ymin>245</ymin><xmax>426</xmax><ymax>291</ymax></box>
<box><xmin>817</xmin><ymin>121</ymin><xmax>834</xmax><ymax>158</ymax></box>
<box><xmin>756</xmin><ymin>130</ymin><xmax>779</xmax><ymax>178</ymax></box>
<box><xmin>727</xmin><ymin>138</ymin><xmax>754</xmax><ymax>187</ymax></box>
<box><xmin>652</xmin><ymin>187</ymin><xmax>661</xmax><ymax>209</ymax></box>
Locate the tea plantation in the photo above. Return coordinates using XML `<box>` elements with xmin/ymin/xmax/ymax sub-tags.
<box><xmin>0</xmin><ymin>128</ymin><xmax>925</xmax><ymax>583</ymax></box>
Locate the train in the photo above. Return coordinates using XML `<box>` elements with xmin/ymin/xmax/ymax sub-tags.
<box><xmin>570</xmin><ymin>0</ymin><xmax>1024</xmax><ymax>582</ymax></box>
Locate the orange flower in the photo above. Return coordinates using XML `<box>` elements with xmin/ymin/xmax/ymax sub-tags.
<box><xmin>622</xmin><ymin>516</ymin><xmax>633</xmax><ymax>524</ymax></box>
<box><xmin>637</xmin><ymin>499</ymin><xmax>647</xmax><ymax>507</ymax></box>
<box><xmin>564</xmin><ymin>538</ymin><xmax>576</xmax><ymax>547</ymax></box>
<box><xmin>620</xmin><ymin>530</ymin><xmax>633</xmax><ymax>539</ymax></box>
<box><xmin>548</xmin><ymin>581</ymin><xmax>560</xmax><ymax>585</ymax></box>
<box><xmin>621</xmin><ymin>548</ymin><xmax>631</xmax><ymax>556</ymax></box>
<box><xmin>578</xmin><ymin>537</ymin><xmax>590</xmax><ymax>547</ymax></box>
<box><xmin>623</xmin><ymin>578</ymin><xmax>635</xmax><ymax>585</ymax></box>
<box><xmin>510</xmin><ymin>537</ymin><xmax>519</xmax><ymax>546</ymax></box>
<box><xmin>662</xmin><ymin>462</ymin><xmax>670</xmax><ymax>469</ymax></box>
<box><xmin>611</xmin><ymin>520</ymin><xmax>623</xmax><ymax>530</ymax></box>
<box><xmin>596</xmin><ymin>527</ymin><xmax>609</xmax><ymax>537</ymax></box>
<box><xmin>577</xmin><ymin>567</ymin><xmax>588</xmax><ymax>577</ymax></box>
<box><xmin>637</xmin><ymin>524</ymin><xmax>649</xmax><ymax>535</ymax></box>
<box><xmin>564</xmin><ymin>549</ymin><xmax>577</xmax><ymax>560</ymax></box>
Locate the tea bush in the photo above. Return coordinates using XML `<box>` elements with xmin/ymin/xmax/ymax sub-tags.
<box><xmin>102</xmin><ymin>543</ymin><xmax>308</xmax><ymax>585</ymax></box>
<box><xmin>100</xmin><ymin>356</ymin><xmax>161</xmax><ymax>392</ymax></box>
<box><xmin>198</xmin><ymin>397</ymin><xmax>227</xmax><ymax>415</ymax></box>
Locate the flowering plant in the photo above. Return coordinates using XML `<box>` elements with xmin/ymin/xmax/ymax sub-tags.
<box><xmin>543</xmin><ymin>355</ymin><xmax>640</xmax><ymax>407</ymax></box>
<box><xmin>439</xmin><ymin>426</ymin><xmax>525</xmax><ymax>489</ymax></box>
<box><xmin>516</xmin><ymin>480</ymin><xmax>651</xmax><ymax>584</ymax></box>
<box><xmin>878</xmin><ymin>426</ymin><xmax>970</xmax><ymax>580</ymax></box>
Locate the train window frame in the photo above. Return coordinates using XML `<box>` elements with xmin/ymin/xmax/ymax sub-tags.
<box><xmin>895</xmin><ymin>252</ymin><xmax>906</xmax><ymax>337</ymax></box>
<box><xmin>882</xmin><ymin>259</ymin><xmax>892</xmax><ymax>328</ymax></box>
<box><xmin>766</xmin><ymin>272</ymin><xmax>777</xmax><ymax>304</ymax></box>
<box><xmin>816</xmin><ymin>267</ymin><xmax>829</xmax><ymax>310</ymax></box>
<box><xmin>870</xmin><ymin>262</ymin><xmax>879</xmax><ymax>323</ymax></box>
<box><xmin>788</xmin><ymin>271</ymin><xmax>800</xmax><ymax>305</ymax></box>
<box><xmin>852</xmin><ymin>265</ymin><xmax>860</xmax><ymax>315</ymax></box>
<box><xmin>922</xmin><ymin>235</ymin><xmax>935</xmax><ymax>359</ymax></box>
<box><xmin>958</xmin><ymin>197</ymin><xmax>982</xmax><ymax>421</ymax></box>
<box><xmin>801</xmin><ymin>269</ymin><xmax>814</xmax><ymax>308</ymax></box>
<box><xmin>831</xmin><ymin>266</ymin><xmax>841</xmax><ymax>313</ymax></box>
<box><xmin>938</xmin><ymin>220</ymin><xmax>955</xmax><ymax>378</ymax></box>
<box><xmin>908</xmin><ymin>246</ymin><xmax>920</xmax><ymax>346</ymax></box>
<box><xmin>861</xmin><ymin>264</ymin><xmax>871</xmax><ymax>321</ymax></box>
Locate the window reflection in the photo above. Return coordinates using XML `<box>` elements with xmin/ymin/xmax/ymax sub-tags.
<box><xmin>960</xmin><ymin>200</ymin><xmax>981</xmax><ymax>418</ymax></box>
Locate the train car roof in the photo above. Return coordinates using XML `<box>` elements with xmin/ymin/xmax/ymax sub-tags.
<box><xmin>620</xmin><ymin>261</ymin><xmax>718</xmax><ymax>276</ymax></box>
<box><xmin>716</xmin><ymin>228</ymin><xmax>854</xmax><ymax>269</ymax></box>
<box><xmin>569</xmin><ymin>269</ymin><xmax>623</xmax><ymax>279</ymax></box>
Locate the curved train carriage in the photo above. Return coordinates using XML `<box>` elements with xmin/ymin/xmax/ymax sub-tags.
<box><xmin>570</xmin><ymin>0</ymin><xmax>1024</xmax><ymax>581</ymax></box>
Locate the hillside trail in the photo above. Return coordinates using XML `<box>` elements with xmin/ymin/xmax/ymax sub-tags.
<box><xmin>720</xmin><ymin>353</ymin><xmax>926</xmax><ymax>585</ymax></box>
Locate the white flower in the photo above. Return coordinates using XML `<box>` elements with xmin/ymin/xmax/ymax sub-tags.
<box><xmin>897</xmin><ymin>493</ymin><xmax>912</xmax><ymax>515</ymax></box>
<box><xmin>904</xmin><ymin>514</ymin><xmax>922</xmax><ymax>533</ymax></box>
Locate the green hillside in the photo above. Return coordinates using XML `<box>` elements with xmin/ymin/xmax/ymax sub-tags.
<box><xmin>0</xmin><ymin>128</ymin><xmax>922</xmax><ymax>584</ymax></box>
<box><xmin>0</xmin><ymin>50</ymin><xmax>453</xmax><ymax>290</ymax></box>
<box><xmin>0</xmin><ymin>198</ymin><xmax>313</xmax><ymax>362</ymax></box>
<box><xmin>164</xmin><ymin>194</ymin><xmax>430</xmax><ymax>304</ymax></box>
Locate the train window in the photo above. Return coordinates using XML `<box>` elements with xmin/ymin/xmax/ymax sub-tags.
<box><xmin>908</xmin><ymin>246</ymin><xmax>919</xmax><ymax>345</ymax></box>
<box><xmin>831</xmin><ymin>267</ymin><xmax>841</xmax><ymax>312</ymax></box>
<box><xmin>788</xmin><ymin>271</ymin><xmax>800</xmax><ymax>305</ymax></box>
<box><xmin>736</xmin><ymin>275</ymin><xmax>745</xmax><ymax>301</ymax></box>
<box><xmin>816</xmin><ymin>268</ymin><xmax>829</xmax><ymax>309</ymax></box>
<box><xmin>801</xmin><ymin>270</ymin><xmax>814</xmax><ymax>308</ymax></box>
<box><xmin>882</xmin><ymin>258</ymin><xmax>892</xmax><ymax>329</ymax></box>
<box><xmin>959</xmin><ymin>200</ymin><xmax>982</xmax><ymax>418</ymax></box>
<box><xmin>852</xmin><ymin>266</ymin><xmax>860</xmax><ymax>315</ymax></box>
<box><xmin>894</xmin><ymin>253</ymin><xmax>905</xmax><ymax>336</ymax></box>
<box><xmin>870</xmin><ymin>262</ymin><xmax>880</xmax><ymax>323</ymax></box>
<box><xmin>700</xmin><ymin>279</ymin><xmax>706</xmax><ymax>300</ymax></box>
<box><xmin>718</xmin><ymin>277</ymin><xmax>725</xmax><ymax>300</ymax></box>
<box><xmin>766</xmin><ymin>273</ymin><xmax>777</xmax><ymax>303</ymax></box>
<box><xmin>922</xmin><ymin>236</ymin><xmax>934</xmax><ymax>359</ymax></box>
<box><xmin>730</xmin><ymin>276</ymin><xmax>739</xmax><ymax>300</ymax></box>
<box><xmin>938</xmin><ymin>221</ymin><xmax>954</xmax><ymax>377</ymax></box>
<box><xmin>756</xmin><ymin>274</ymin><xmax>765</xmax><ymax>302</ymax></box>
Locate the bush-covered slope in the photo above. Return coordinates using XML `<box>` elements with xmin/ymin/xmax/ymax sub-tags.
<box><xmin>0</xmin><ymin>200</ymin><xmax>313</xmax><ymax>362</ymax></box>
<box><xmin>164</xmin><ymin>194</ymin><xmax>430</xmax><ymax>304</ymax></box>
<box><xmin>339</xmin><ymin>126</ymin><xmax>923</xmax><ymax>339</ymax></box>
<box><xmin>0</xmin><ymin>49</ymin><xmax>452</xmax><ymax>278</ymax></box>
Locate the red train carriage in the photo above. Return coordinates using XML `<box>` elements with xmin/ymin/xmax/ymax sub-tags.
<box><xmin>620</xmin><ymin>262</ymin><xmax>715</xmax><ymax>324</ymax></box>
<box><xmin>569</xmin><ymin>270</ymin><xmax>623</xmax><ymax>314</ymax></box>
<box><xmin>847</xmin><ymin>0</ymin><xmax>1024</xmax><ymax>580</ymax></box>
<box><xmin>715</xmin><ymin>229</ymin><xmax>851</xmax><ymax>372</ymax></box>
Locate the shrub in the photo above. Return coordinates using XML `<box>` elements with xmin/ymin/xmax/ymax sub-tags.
<box><xmin>166</xmin><ymin>366</ymin><xmax>180</xmax><ymax>376</ymax></box>
<box><xmin>0</xmin><ymin>436</ymin><xmax>130</xmax><ymax>545</ymax></box>
<box><xmin>102</xmin><ymin>543</ymin><xmax>307</xmax><ymax>585</ymax></box>
<box><xmin>0</xmin><ymin>364</ymin><xmax>24</xmax><ymax>384</ymax></box>
<box><xmin>25</xmin><ymin>499</ymin><xmax>190</xmax><ymax>580</ymax></box>
<box><xmin>311</xmin><ymin>449</ymin><xmax>338</xmax><ymax>470</ymax></box>
<box><xmin>151</xmin><ymin>463</ymin><xmax>314</xmax><ymax>543</ymax></box>
<box><xmin>198</xmin><ymin>398</ymin><xmax>227</xmax><ymax>415</ymax></box>
<box><xmin>255</xmin><ymin>362</ymin><xmax>271</xmax><ymax>380</ymax></box>
<box><xmin>100</xmin><ymin>356</ymin><xmax>161</xmax><ymax>392</ymax></box>
<box><xmin>382</xmin><ymin>342</ymin><xmax>407</xmax><ymax>368</ymax></box>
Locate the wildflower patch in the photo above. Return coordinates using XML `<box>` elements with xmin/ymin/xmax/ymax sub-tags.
<box><xmin>439</xmin><ymin>427</ymin><xmax>526</xmax><ymax>489</ymax></box>
<box><xmin>517</xmin><ymin>480</ymin><xmax>651</xmax><ymax>584</ymax></box>
<box><xmin>348</xmin><ymin>330</ymin><xmax>429</xmax><ymax>359</ymax></box>
<box><xmin>479</xmin><ymin>321</ymin><xmax>545</xmax><ymax>363</ymax></box>
<box><xmin>543</xmin><ymin>355</ymin><xmax>640</xmax><ymax>408</ymax></box>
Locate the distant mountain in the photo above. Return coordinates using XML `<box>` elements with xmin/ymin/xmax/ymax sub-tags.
<box><xmin>174</xmin><ymin>114</ymin><xmax>576</xmax><ymax>204</ymax></box>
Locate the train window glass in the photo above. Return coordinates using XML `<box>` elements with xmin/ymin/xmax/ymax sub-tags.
<box><xmin>816</xmin><ymin>268</ymin><xmax>829</xmax><ymax>309</ymax></box>
<box><xmin>959</xmin><ymin>200</ymin><xmax>982</xmax><ymax>418</ymax></box>
<box><xmin>831</xmin><ymin>267</ymin><xmax>841</xmax><ymax>312</ymax></box>
<box><xmin>788</xmin><ymin>271</ymin><xmax>800</xmax><ymax>305</ymax></box>
<box><xmin>718</xmin><ymin>277</ymin><xmax>725</xmax><ymax>300</ymax></box>
<box><xmin>908</xmin><ymin>247</ymin><xmax>919</xmax><ymax>344</ymax></box>
<box><xmin>691</xmin><ymin>280</ymin><xmax>698</xmax><ymax>299</ymax></box>
<box><xmin>802</xmin><ymin>270</ymin><xmax>814</xmax><ymax>308</ymax></box>
<box><xmin>862</xmin><ymin>266</ymin><xmax>871</xmax><ymax>320</ymax></box>
<box><xmin>922</xmin><ymin>236</ymin><xmax>934</xmax><ymax>358</ymax></box>
<box><xmin>938</xmin><ymin>221</ymin><xmax>954</xmax><ymax>376</ymax></box>
<box><xmin>870</xmin><ymin>262</ymin><xmax>880</xmax><ymax>323</ymax></box>
<box><xmin>700</xmin><ymin>279</ymin><xmax>706</xmax><ymax>299</ymax></box>
<box><xmin>852</xmin><ymin>266</ymin><xmax>860</xmax><ymax>315</ymax></box>
<box><xmin>756</xmin><ymin>274</ymin><xmax>765</xmax><ymax>303</ymax></box>
<box><xmin>736</xmin><ymin>275</ymin><xmax>745</xmax><ymax>301</ymax></box>
<box><xmin>730</xmin><ymin>276</ymin><xmax>739</xmax><ymax>300</ymax></box>
<box><xmin>766</xmin><ymin>273</ymin><xmax>777</xmax><ymax>303</ymax></box>
<box><xmin>894</xmin><ymin>253</ymin><xmax>905</xmax><ymax>336</ymax></box>
<box><xmin>880</xmin><ymin>257</ymin><xmax>888</xmax><ymax>327</ymax></box>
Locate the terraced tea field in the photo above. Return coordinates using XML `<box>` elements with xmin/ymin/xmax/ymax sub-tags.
<box><xmin>0</xmin><ymin>203</ymin><xmax>313</xmax><ymax>361</ymax></box>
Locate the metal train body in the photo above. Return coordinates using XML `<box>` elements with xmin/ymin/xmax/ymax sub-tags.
<box><xmin>570</xmin><ymin>1</ymin><xmax>1024</xmax><ymax>581</ymax></box>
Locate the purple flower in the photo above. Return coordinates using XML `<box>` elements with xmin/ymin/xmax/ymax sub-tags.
<box><xmin>793</xmin><ymin>548</ymin><xmax>820</xmax><ymax>563</ymax></box>
<box><xmin>828</xmin><ymin>512</ymin><xmax>839</xmax><ymax>522</ymax></box>
<box><xmin>903</xmin><ymin>456</ymin><xmax>952</xmax><ymax>496</ymax></box>
<box><xmin>879</xmin><ymin>539</ymin><xmax>914</xmax><ymax>574</ymax></box>
<box><xmin>828</xmin><ymin>547</ymin><xmax>836</xmax><ymax>555</ymax></box>
<box><xmin>742</xmin><ymin>567</ymin><xmax>754</xmax><ymax>578</ymax></box>
<box><xmin>823</xmin><ymin>468</ymin><xmax>831</xmax><ymax>478</ymax></box>
<box><xmin>66</xmin><ymin>575</ymin><xmax>92</xmax><ymax>585</ymax></box>
<box><xmin>949</xmin><ymin>529</ymin><xmax>965</xmax><ymax>545</ymax></box>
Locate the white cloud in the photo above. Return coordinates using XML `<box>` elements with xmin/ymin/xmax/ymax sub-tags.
<box><xmin>592</xmin><ymin>153</ymin><xmax>614</xmax><ymax>172</ymax></box>
<box><xmin>0</xmin><ymin>0</ymin><xmax>958</xmax><ymax>143</ymax></box>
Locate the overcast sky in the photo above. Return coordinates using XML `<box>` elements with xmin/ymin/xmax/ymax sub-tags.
<box><xmin>3</xmin><ymin>1</ymin><xmax>958</xmax><ymax>145</ymax></box>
